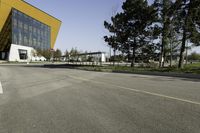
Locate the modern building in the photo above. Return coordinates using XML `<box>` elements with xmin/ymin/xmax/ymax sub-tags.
<box><xmin>0</xmin><ymin>0</ymin><xmax>61</xmax><ymax>62</ymax></box>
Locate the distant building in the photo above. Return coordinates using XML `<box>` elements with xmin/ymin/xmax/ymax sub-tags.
<box><xmin>78</xmin><ymin>52</ymin><xmax>106</xmax><ymax>62</ymax></box>
<box><xmin>0</xmin><ymin>0</ymin><xmax>61</xmax><ymax>62</ymax></box>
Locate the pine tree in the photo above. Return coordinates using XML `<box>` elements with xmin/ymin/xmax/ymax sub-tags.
<box><xmin>174</xmin><ymin>0</ymin><xmax>200</xmax><ymax>68</ymax></box>
<box><xmin>104</xmin><ymin>0</ymin><xmax>156</xmax><ymax>67</ymax></box>
<box><xmin>123</xmin><ymin>0</ymin><xmax>156</xmax><ymax>67</ymax></box>
<box><xmin>153</xmin><ymin>0</ymin><xmax>176</xmax><ymax>67</ymax></box>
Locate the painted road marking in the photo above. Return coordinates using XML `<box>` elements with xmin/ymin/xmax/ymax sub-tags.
<box><xmin>0</xmin><ymin>81</ymin><xmax>3</xmax><ymax>94</ymax></box>
<box><xmin>68</xmin><ymin>75</ymin><xmax>200</xmax><ymax>106</ymax></box>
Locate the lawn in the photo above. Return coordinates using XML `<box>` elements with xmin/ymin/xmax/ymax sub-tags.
<box><xmin>76</xmin><ymin>62</ymin><xmax>200</xmax><ymax>74</ymax></box>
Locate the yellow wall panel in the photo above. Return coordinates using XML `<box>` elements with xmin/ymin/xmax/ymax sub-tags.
<box><xmin>0</xmin><ymin>0</ymin><xmax>61</xmax><ymax>48</ymax></box>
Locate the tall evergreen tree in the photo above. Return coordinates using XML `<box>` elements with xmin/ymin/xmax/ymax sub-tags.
<box><xmin>54</xmin><ymin>49</ymin><xmax>62</xmax><ymax>60</ymax></box>
<box><xmin>104</xmin><ymin>0</ymin><xmax>156</xmax><ymax>67</ymax></box>
<box><xmin>104</xmin><ymin>20</ymin><xmax>116</xmax><ymax>65</ymax></box>
<box><xmin>153</xmin><ymin>0</ymin><xmax>175</xmax><ymax>67</ymax></box>
<box><xmin>174</xmin><ymin>0</ymin><xmax>200</xmax><ymax>68</ymax></box>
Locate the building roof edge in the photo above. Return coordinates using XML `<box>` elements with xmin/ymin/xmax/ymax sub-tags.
<box><xmin>22</xmin><ymin>0</ymin><xmax>62</xmax><ymax>22</ymax></box>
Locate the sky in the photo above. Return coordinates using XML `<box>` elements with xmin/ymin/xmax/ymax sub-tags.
<box><xmin>24</xmin><ymin>0</ymin><xmax>199</xmax><ymax>54</ymax></box>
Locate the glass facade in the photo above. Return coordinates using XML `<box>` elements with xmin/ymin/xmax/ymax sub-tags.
<box><xmin>0</xmin><ymin>12</ymin><xmax>12</xmax><ymax>52</ymax></box>
<box><xmin>12</xmin><ymin>8</ymin><xmax>51</xmax><ymax>50</ymax></box>
<box><xmin>0</xmin><ymin>12</ymin><xmax>12</xmax><ymax>59</ymax></box>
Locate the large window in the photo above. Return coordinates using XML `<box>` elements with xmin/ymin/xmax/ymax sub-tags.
<box><xmin>0</xmin><ymin>12</ymin><xmax>12</xmax><ymax>52</ymax></box>
<box><xmin>12</xmin><ymin>9</ymin><xmax>51</xmax><ymax>51</ymax></box>
<box><xmin>18</xmin><ymin>49</ymin><xmax>27</xmax><ymax>60</ymax></box>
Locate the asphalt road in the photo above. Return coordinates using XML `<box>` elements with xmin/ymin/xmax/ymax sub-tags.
<box><xmin>0</xmin><ymin>65</ymin><xmax>200</xmax><ymax>133</ymax></box>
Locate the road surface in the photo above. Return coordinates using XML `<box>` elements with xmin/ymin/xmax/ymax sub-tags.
<box><xmin>0</xmin><ymin>65</ymin><xmax>200</xmax><ymax>133</ymax></box>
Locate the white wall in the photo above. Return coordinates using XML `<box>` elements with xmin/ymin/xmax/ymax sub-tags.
<box><xmin>8</xmin><ymin>44</ymin><xmax>35</xmax><ymax>62</ymax></box>
<box><xmin>101</xmin><ymin>53</ymin><xmax>106</xmax><ymax>62</ymax></box>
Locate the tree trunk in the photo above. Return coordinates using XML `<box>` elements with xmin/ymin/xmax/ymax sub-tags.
<box><xmin>170</xmin><ymin>41</ymin><xmax>173</xmax><ymax>67</ymax></box>
<box><xmin>131</xmin><ymin>47</ymin><xmax>136</xmax><ymax>67</ymax></box>
<box><xmin>159</xmin><ymin>43</ymin><xmax>164</xmax><ymax>68</ymax></box>
<box><xmin>185</xmin><ymin>40</ymin><xmax>188</xmax><ymax>65</ymax></box>
<box><xmin>113</xmin><ymin>49</ymin><xmax>116</xmax><ymax>66</ymax></box>
<box><xmin>159</xmin><ymin>0</ymin><xmax>170</xmax><ymax>68</ymax></box>
<box><xmin>178</xmin><ymin>8</ymin><xmax>190</xmax><ymax>68</ymax></box>
<box><xmin>178</xmin><ymin>27</ymin><xmax>186</xmax><ymax>69</ymax></box>
<box><xmin>127</xmin><ymin>49</ymin><xmax>131</xmax><ymax>63</ymax></box>
<box><xmin>162</xmin><ymin>50</ymin><xmax>166</xmax><ymax>67</ymax></box>
<box><xmin>178</xmin><ymin>0</ymin><xmax>192</xmax><ymax>69</ymax></box>
<box><xmin>160</xmin><ymin>27</ymin><xmax>169</xmax><ymax>68</ymax></box>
